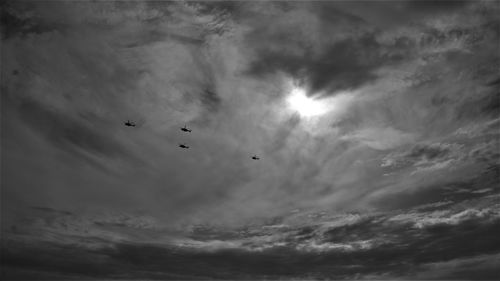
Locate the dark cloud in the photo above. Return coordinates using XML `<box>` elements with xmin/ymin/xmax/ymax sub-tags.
<box><xmin>406</xmin><ymin>143</ymin><xmax>454</xmax><ymax>161</ymax></box>
<box><xmin>3</xmin><ymin>203</ymin><xmax>500</xmax><ymax>280</ymax></box>
<box><xmin>245</xmin><ymin>32</ymin><xmax>389</xmax><ymax>95</ymax></box>
<box><xmin>240</xmin><ymin>2</ymin><xmax>457</xmax><ymax>95</ymax></box>
<box><xmin>0</xmin><ymin>2</ymin><xmax>62</xmax><ymax>39</ymax></box>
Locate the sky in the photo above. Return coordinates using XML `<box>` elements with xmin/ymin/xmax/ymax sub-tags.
<box><xmin>1</xmin><ymin>0</ymin><xmax>500</xmax><ymax>279</ymax></box>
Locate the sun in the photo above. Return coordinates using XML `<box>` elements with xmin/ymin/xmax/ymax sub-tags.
<box><xmin>287</xmin><ymin>87</ymin><xmax>327</xmax><ymax>117</ymax></box>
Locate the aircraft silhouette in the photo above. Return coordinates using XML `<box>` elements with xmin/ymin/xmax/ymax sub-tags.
<box><xmin>124</xmin><ymin>120</ymin><xmax>136</xmax><ymax>127</ymax></box>
<box><xmin>252</xmin><ymin>155</ymin><xmax>260</xmax><ymax>160</ymax></box>
<box><xmin>179</xmin><ymin>143</ymin><xmax>190</xmax><ymax>149</ymax></box>
<box><xmin>180</xmin><ymin>125</ymin><xmax>192</xmax><ymax>132</ymax></box>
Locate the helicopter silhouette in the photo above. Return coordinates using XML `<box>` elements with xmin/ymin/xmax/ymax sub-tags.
<box><xmin>124</xmin><ymin>120</ymin><xmax>136</xmax><ymax>127</ymax></box>
<box><xmin>180</xmin><ymin>125</ymin><xmax>192</xmax><ymax>132</ymax></box>
<box><xmin>179</xmin><ymin>143</ymin><xmax>190</xmax><ymax>149</ymax></box>
<box><xmin>251</xmin><ymin>155</ymin><xmax>260</xmax><ymax>160</ymax></box>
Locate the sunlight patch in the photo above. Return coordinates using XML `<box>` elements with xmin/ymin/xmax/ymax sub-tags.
<box><xmin>287</xmin><ymin>87</ymin><xmax>327</xmax><ymax>117</ymax></box>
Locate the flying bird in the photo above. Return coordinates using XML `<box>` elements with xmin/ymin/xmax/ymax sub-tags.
<box><xmin>180</xmin><ymin>125</ymin><xmax>192</xmax><ymax>132</ymax></box>
<box><xmin>179</xmin><ymin>143</ymin><xmax>190</xmax><ymax>149</ymax></box>
<box><xmin>124</xmin><ymin>120</ymin><xmax>136</xmax><ymax>127</ymax></box>
<box><xmin>252</xmin><ymin>155</ymin><xmax>260</xmax><ymax>160</ymax></box>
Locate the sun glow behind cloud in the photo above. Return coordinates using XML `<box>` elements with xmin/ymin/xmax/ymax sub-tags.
<box><xmin>287</xmin><ymin>87</ymin><xmax>328</xmax><ymax>117</ymax></box>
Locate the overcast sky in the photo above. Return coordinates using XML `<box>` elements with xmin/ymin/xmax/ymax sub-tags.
<box><xmin>1</xmin><ymin>1</ymin><xmax>500</xmax><ymax>279</ymax></box>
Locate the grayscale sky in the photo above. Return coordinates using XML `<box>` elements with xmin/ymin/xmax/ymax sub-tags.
<box><xmin>1</xmin><ymin>1</ymin><xmax>499</xmax><ymax>279</ymax></box>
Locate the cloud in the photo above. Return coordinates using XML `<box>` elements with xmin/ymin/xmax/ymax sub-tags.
<box><xmin>2</xmin><ymin>1</ymin><xmax>500</xmax><ymax>279</ymax></box>
<box><xmin>469</xmin><ymin>140</ymin><xmax>500</xmax><ymax>165</ymax></box>
<box><xmin>245</xmin><ymin>34</ymin><xmax>385</xmax><ymax>94</ymax></box>
<box><xmin>238</xmin><ymin>0</ymin><xmax>490</xmax><ymax>96</ymax></box>
<box><xmin>413</xmin><ymin>208</ymin><xmax>500</xmax><ymax>228</ymax></box>
<box><xmin>414</xmin><ymin>253</ymin><xmax>500</xmax><ymax>280</ymax></box>
<box><xmin>342</xmin><ymin>127</ymin><xmax>414</xmax><ymax>150</ymax></box>
<box><xmin>381</xmin><ymin>142</ymin><xmax>465</xmax><ymax>172</ymax></box>
<box><xmin>31</xmin><ymin>206</ymin><xmax>73</xmax><ymax>216</ymax></box>
<box><xmin>407</xmin><ymin>143</ymin><xmax>456</xmax><ymax>160</ymax></box>
<box><xmin>4</xmin><ymin>201</ymin><xmax>500</xmax><ymax>279</ymax></box>
<box><xmin>326</xmin><ymin>0</ymin><xmax>472</xmax><ymax>28</ymax></box>
<box><xmin>14</xmin><ymin>98</ymin><xmax>133</xmax><ymax>161</ymax></box>
<box><xmin>0</xmin><ymin>1</ymin><xmax>63</xmax><ymax>39</ymax></box>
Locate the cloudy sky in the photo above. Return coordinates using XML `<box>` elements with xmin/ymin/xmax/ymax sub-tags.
<box><xmin>1</xmin><ymin>0</ymin><xmax>500</xmax><ymax>279</ymax></box>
